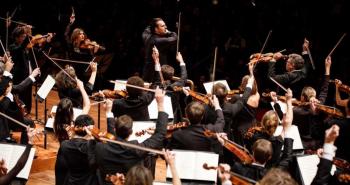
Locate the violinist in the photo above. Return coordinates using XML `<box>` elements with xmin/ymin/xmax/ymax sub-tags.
<box><xmin>90</xmin><ymin>87</ymin><xmax>168</xmax><ymax>179</ymax></box>
<box><xmin>55</xmin><ymin>63</ymin><xmax>97</xmax><ymax>108</ymax></box>
<box><xmin>153</xmin><ymin>46</ymin><xmax>188</xmax><ymax>123</ymax></box>
<box><xmin>64</xmin><ymin>11</ymin><xmax>105</xmax><ymax>79</ymax></box>
<box><xmin>267</xmin><ymin>39</ymin><xmax>312</xmax><ymax>98</ymax></box>
<box><xmin>167</xmin><ymin>94</ymin><xmax>225</xmax><ymax>152</ymax></box>
<box><xmin>56</xmin><ymin>114</ymin><xmax>98</xmax><ymax>185</ymax></box>
<box><xmin>9</xmin><ymin>25</ymin><xmax>51</xmax><ymax>113</ymax></box>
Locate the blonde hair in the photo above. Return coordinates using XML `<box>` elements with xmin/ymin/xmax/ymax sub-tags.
<box><xmin>261</xmin><ymin>110</ymin><xmax>279</xmax><ymax>136</ymax></box>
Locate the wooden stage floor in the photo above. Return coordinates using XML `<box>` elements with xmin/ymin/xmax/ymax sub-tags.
<box><xmin>24</xmin><ymin>87</ymin><xmax>107</xmax><ymax>185</ymax></box>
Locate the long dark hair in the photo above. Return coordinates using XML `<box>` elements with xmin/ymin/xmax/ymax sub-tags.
<box><xmin>53</xmin><ymin>98</ymin><xmax>73</xmax><ymax>143</ymax></box>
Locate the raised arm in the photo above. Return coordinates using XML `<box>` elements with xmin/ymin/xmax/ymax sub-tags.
<box><xmin>163</xmin><ymin>149</ymin><xmax>181</xmax><ymax>185</ymax></box>
<box><xmin>335</xmin><ymin>79</ymin><xmax>348</xmax><ymax>107</ymax></box>
<box><xmin>318</xmin><ymin>57</ymin><xmax>331</xmax><ymax>104</ymax></box>
<box><xmin>77</xmin><ymin>78</ymin><xmax>91</xmax><ymax>114</ymax></box>
<box><xmin>87</xmin><ymin>62</ymin><xmax>97</xmax><ymax>87</ymax></box>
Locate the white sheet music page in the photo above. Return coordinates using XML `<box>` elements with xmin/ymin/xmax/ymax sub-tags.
<box><xmin>203</xmin><ymin>80</ymin><xmax>230</xmax><ymax>94</ymax></box>
<box><xmin>37</xmin><ymin>75</ymin><xmax>55</xmax><ymax>100</ymax></box>
<box><xmin>128</xmin><ymin>121</ymin><xmax>156</xmax><ymax>143</ymax></box>
<box><xmin>273</xmin><ymin>125</ymin><xmax>303</xmax><ymax>150</ymax></box>
<box><xmin>297</xmin><ymin>154</ymin><xmax>336</xmax><ymax>185</ymax></box>
<box><xmin>166</xmin><ymin>150</ymin><xmax>218</xmax><ymax>182</ymax></box>
<box><xmin>46</xmin><ymin>106</ymin><xmax>83</xmax><ymax>128</ymax></box>
<box><xmin>148</xmin><ymin>95</ymin><xmax>174</xmax><ymax>119</ymax></box>
<box><xmin>0</xmin><ymin>143</ymin><xmax>36</xmax><ymax>179</ymax></box>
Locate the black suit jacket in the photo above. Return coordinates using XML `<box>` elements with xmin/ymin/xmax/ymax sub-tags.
<box><xmin>92</xmin><ymin>112</ymin><xmax>168</xmax><ymax>184</ymax></box>
<box><xmin>168</xmin><ymin>109</ymin><xmax>225</xmax><ymax>151</ymax></box>
<box><xmin>112</xmin><ymin>91</ymin><xmax>154</xmax><ymax>121</ymax></box>
<box><xmin>57</xmin><ymin>138</ymin><xmax>97</xmax><ymax>185</ymax></box>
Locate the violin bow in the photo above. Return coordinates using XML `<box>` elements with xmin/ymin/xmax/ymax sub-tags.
<box><xmin>304</xmin><ymin>39</ymin><xmax>315</xmax><ymax>70</ymax></box>
<box><xmin>0</xmin><ymin>17</ymin><xmax>33</xmax><ymax>28</ymax></box>
<box><xmin>27</xmin><ymin>37</ymin><xmax>39</xmax><ymax>69</ymax></box>
<box><xmin>269</xmin><ymin>76</ymin><xmax>288</xmax><ymax>93</ymax></box>
<box><xmin>109</xmin><ymin>80</ymin><xmax>172</xmax><ymax>93</ymax></box>
<box><xmin>99</xmin><ymin>137</ymin><xmax>163</xmax><ymax>155</ymax></box>
<box><xmin>5</xmin><ymin>12</ymin><xmax>9</xmax><ymax>51</ymax></box>
<box><xmin>50</xmin><ymin>57</ymin><xmax>90</xmax><ymax>64</ymax></box>
<box><xmin>327</xmin><ymin>33</ymin><xmax>346</xmax><ymax>58</ymax></box>
<box><xmin>0</xmin><ymin>112</ymin><xmax>30</xmax><ymax>129</ymax></box>
<box><xmin>176</xmin><ymin>12</ymin><xmax>181</xmax><ymax>54</ymax></box>
<box><xmin>211</xmin><ymin>47</ymin><xmax>218</xmax><ymax>94</ymax></box>
<box><xmin>42</xmin><ymin>51</ymin><xmax>76</xmax><ymax>81</ymax></box>
<box><xmin>0</xmin><ymin>39</ymin><xmax>10</xmax><ymax>59</ymax></box>
<box><xmin>253</xmin><ymin>30</ymin><xmax>272</xmax><ymax>69</ymax></box>
<box><xmin>84</xmin><ymin>57</ymin><xmax>96</xmax><ymax>72</ymax></box>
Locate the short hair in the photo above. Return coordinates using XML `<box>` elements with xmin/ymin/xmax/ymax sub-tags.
<box><xmin>252</xmin><ymin>139</ymin><xmax>273</xmax><ymax>164</ymax></box>
<box><xmin>288</xmin><ymin>54</ymin><xmax>304</xmax><ymax>70</ymax></box>
<box><xmin>185</xmin><ymin>101</ymin><xmax>205</xmax><ymax>125</ymax></box>
<box><xmin>115</xmin><ymin>115</ymin><xmax>133</xmax><ymax>139</ymax></box>
<box><xmin>12</xmin><ymin>26</ymin><xmax>26</xmax><ymax>39</ymax></box>
<box><xmin>126</xmin><ymin>76</ymin><xmax>144</xmax><ymax>97</ymax></box>
<box><xmin>74</xmin><ymin>114</ymin><xmax>95</xmax><ymax>136</ymax></box>
<box><xmin>150</xmin><ymin>18</ymin><xmax>163</xmax><ymax>34</ymax></box>
<box><xmin>213</xmin><ymin>82</ymin><xmax>228</xmax><ymax>103</ymax></box>
<box><xmin>258</xmin><ymin>168</ymin><xmax>298</xmax><ymax>185</ymax></box>
<box><xmin>301</xmin><ymin>86</ymin><xmax>316</xmax><ymax>102</ymax></box>
<box><xmin>125</xmin><ymin>165</ymin><xmax>153</xmax><ymax>185</ymax></box>
<box><xmin>239</xmin><ymin>75</ymin><xmax>257</xmax><ymax>95</ymax></box>
<box><xmin>261</xmin><ymin>110</ymin><xmax>279</xmax><ymax>136</ymax></box>
<box><xmin>161</xmin><ymin>64</ymin><xmax>175</xmax><ymax>80</ymax></box>
<box><xmin>55</xmin><ymin>65</ymin><xmax>77</xmax><ymax>89</ymax></box>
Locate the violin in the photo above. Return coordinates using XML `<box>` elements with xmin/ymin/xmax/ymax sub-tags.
<box><xmin>188</xmin><ymin>89</ymin><xmax>210</xmax><ymax>105</ymax></box>
<box><xmin>92</xmin><ymin>89</ymin><xmax>127</xmax><ymax>100</ymax></box>
<box><xmin>203</xmin><ymin>163</ymin><xmax>256</xmax><ymax>185</ymax></box>
<box><xmin>244</xmin><ymin>126</ymin><xmax>264</xmax><ymax>140</ymax></box>
<box><xmin>14</xmin><ymin>95</ymin><xmax>28</xmax><ymax>117</ymax></box>
<box><xmin>203</xmin><ymin>130</ymin><xmax>254</xmax><ymax>165</ymax></box>
<box><xmin>330</xmin><ymin>79</ymin><xmax>350</xmax><ymax>94</ymax></box>
<box><xmin>249</xmin><ymin>52</ymin><xmax>288</xmax><ymax>65</ymax></box>
<box><xmin>305</xmin><ymin>150</ymin><xmax>350</xmax><ymax>170</ymax></box>
<box><xmin>261</xmin><ymin>92</ymin><xmax>307</xmax><ymax>107</ymax></box>
<box><xmin>27</xmin><ymin>33</ymin><xmax>55</xmax><ymax>49</ymax></box>
<box><xmin>80</xmin><ymin>39</ymin><xmax>106</xmax><ymax>51</ymax></box>
<box><xmin>90</xmin><ymin>127</ymin><xmax>116</xmax><ymax>141</ymax></box>
<box><xmin>135</xmin><ymin>121</ymin><xmax>189</xmax><ymax>138</ymax></box>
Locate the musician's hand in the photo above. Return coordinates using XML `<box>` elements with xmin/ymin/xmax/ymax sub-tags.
<box><xmin>325</xmin><ymin>56</ymin><xmax>331</xmax><ymax>75</ymax></box>
<box><xmin>316</xmin><ymin>148</ymin><xmax>324</xmax><ymax>158</ymax></box>
<box><xmin>303</xmin><ymin>38</ymin><xmax>310</xmax><ymax>52</ymax></box>
<box><xmin>270</xmin><ymin>91</ymin><xmax>278</xmax><ymax>103</ymax></box>
<box><xmin>176</xmin><ymin>52</ymin><xmax>185</xmax><ymax>64</ymax></box>
<box><xmin>285</xmin><ymin>88</ymin><xmax>293</xmax><ymax>100</ymax></box>
<box><xmin>70</xmin><ymin>12</ymin><xmax>76</xmax><ymax>24</ymax></box>
<box><xmin>248</xmin><ymin>62</ymin><xmax>254</xmax><ymax>76</ymax></box>
<box><xmin>216</xmin><ymin>133</ymin><xmax>227</xmax><ymax>146</ymax></box>
<box><xmin>0</xmin><ymin>158</ymin><xmax>8</xmax><ymax>176</ymax></box>
<box><xmin>104</xmin><ymin>99</ymin><xmax>113</xmax><ymax>113</ymax></box>
<box><xmin>335</xmin><ymin>79</ymin><xmax>342</xmax><ymax>88</ymax></box>
<box><xmin>324</xmin><ymin>124</ymin><xmax>339</xmax><ymax>145</ymax></box>
<box><xmin>90</xmin><ymin>62</ymin><xmax>97</xmax><ymax>72</ymax></box>
<box><xmin>182</xmin><ymin>87</ymin><xmax>190</xmax><ymax>96</ymax></box>
<box><xmin>152</xmin><ymin>46</ymin><xmax>160</xmax><ymax>64</ymax></box>
<box><xmin>273</xmin><ymin>52</ymin><xmax>283</xmax><ymax>61</ymax></box>
<box><xmin>27</xmin><ymin>127</ymin><xmax>42</xmax><ymax>145</ymax></box>
<box><xmin>46</xmin><ymin>33</ymin><xmax>54</xmax><ymax>43</ymax></box>
<box><xmin>155</xmin><ymin>86</ymin><xmax>166</xmax><ymax>111</ymax></box>
<box><xmin>218</xmin><ymin>163</ymin><xmax>231</xmax><ymax>183</ymax></box>
<box><xmin>4</xmin><ymin>56</ymin><xmax>14</xmax><ymax>72</ymax></box>
<box><xmin>31</xmin><ymin>68</ymin><xmax>41</xmax><ymax>78</ymax></box>
<box><xmin>107</xmin><ymin>173</ymin><xmax>125</xmax><ymax>185</ymax></box>
<box><xmin>76</xmin><ymin>78</ymin><xmax>84</xmax><ymax>90</ymax></box>
<box><xmin>163</xmin><ymin>149</ymin><xmax>176</xmax><ymax>167</ymax></box>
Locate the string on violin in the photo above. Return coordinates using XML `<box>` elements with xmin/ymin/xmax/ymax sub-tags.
<box><xmin>253</xmin><ymin>30</ymin><xmax>272</xmax><ymax>70</ymax></box>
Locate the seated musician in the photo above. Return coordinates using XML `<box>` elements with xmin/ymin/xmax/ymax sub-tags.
<box><xmin>153</xmin><ymin>46</ymin><xmax>188</xmax><ymax>123</ymax></box>
<box><xmin>90</xmin><ymin>87</ymin><xmax>168</xmax><ymax>183</ymax></box>
<box><xmin>56</xmin><ymin>114</ymin><xmax>98</xmax><ymax>185</ymax></box>
<box><xmin>167</xmin><ymin>94</ymin><xmax>224</xmax><ymax>152</ymax></box>
<box><xmin>111</xmin><ymin>76</ymin><xmax>155</xmax><ymax>121</ymax></box>
<box><xmin>55</xmin><ymin>63</ymin><xmax>97</xmax><ymax>108</ymax></box>
<box><xmin>0</xmin><ymin>60</ymin><xmax>40</xmax><ymax>144</ymax></box>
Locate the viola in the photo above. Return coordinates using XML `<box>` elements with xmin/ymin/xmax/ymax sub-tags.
<box><xmin>188</xmin><ymin>89</ymin><xmax>210</xmax><ymax>105</ymax></box>
<box><xmin>203</xmin><ymin>130</ymin><xmax>254</xmax><ymax>165</ymax></box>
<box><xmin>80</xmin><ymin>39</ymin><xmax>106</xmax><ymax>51</ymax></box>
<box><xmin>92</xmin><ymin>89</ymin><xmax>127</xmax><ymax>100</ymax></box>
<box><xmin>27</xmin><ymin>33</ymin><xmax>55</xmax><ymax>49</ymax></box>
<box><xmin>244</xmin><ymin>126</ymin><xmax>264</xmax><ymax>140</ymax></box>
<box><xmin>203</xmin><ymin>163</ymin><xmax>256</xmax><ymax>185</ymax></box>
<box><xmin>135</xmin><ymin>121</ymin><xmax>189</xmax><ymax>138</ymax></box>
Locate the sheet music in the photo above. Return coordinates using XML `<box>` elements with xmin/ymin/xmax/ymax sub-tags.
<box><xmin>153</xmin><ymin>182</ymin><xmax>172</xmax><ymax>185</ymax></box>
<box><xmin>113</xmin><ymin>80</ymin><xmax>151</xmax><ymax>90</ymax></box>
<box><xmin>128</xmin><ymin>121</ymin><xmax>156</xmax><ymax>143</ymax></box>
<box><xmin>148</xmin><ymin>96</ymin><xmax>174</xmax><ymax>119</ymax></box>
<box><xmin>46</xmin><ymin>106</ymin><xmax>83</xmax><ymax>128</ymax></box>
<box><xmin>273</xmin><ymin>125</ymin><xmax>303</xmax><ymax>150</ymax></box>
<box><xmin>297</xmin><ymin>155</ymin><xmax>336</xmax><ymax>185</ymax></box>
<box><xmin>36</xmin><ymin>75</ymin><xmax>55</xmax><ymax>101</ymax></box>
<box><xmin>166</xmin><ymin>150</ymin><xmax>218</xmax><ymax>182</ymax></box>
<box><xmin>203</xmin><ymin>80</ymin><xmax>230</xmax><ymax>94</ymax></box>
<box><xmin>0</xmin><ymin>143</ymin><xmax>36</xmax><ymax>179</ymax></box>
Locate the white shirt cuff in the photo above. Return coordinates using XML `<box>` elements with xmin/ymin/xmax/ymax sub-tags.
<box><xmin>106</xmin><ymin>112</ymin><xmax>114</xmax><ymax>118</ymax></box>
<box><xmin>302</xmin><ymin>51</ymin><xmax>308</xmax><ymax>55</ymax></box>
<box><xmin>3</xmin><ymin>71</ymin><xmax>13</xmax><ymax>79</ymax></box>
<box><xmin>180</xmin><ymin>62</ymin><xmax>186</xmax><ymax>66</ymax></box>
<box><xmin>322</xmin><ymin>143</ymin><xmax>337</xmax><ymax>161</ymax></box>
<box><xmin>6</xmin><ymin>93</ymin><xmax>14</xmax><ymax>102</ymax></box>
<box><xmin>29</xmin><ymin>75</ymin><xmax>36</xmax><ymax>82</ymax></box>
<box><xmin>246</xmin><ymin>82</ymin><xmax>253</xmax><ymax>89</ymax></box>
<box><xmin>155</xmin><ymin>63</ymin><xmax>161</xmax><ymax>71</ymax></box>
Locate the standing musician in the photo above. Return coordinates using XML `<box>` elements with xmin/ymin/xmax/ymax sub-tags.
<box><xmin>9</xmin><ymin>25</ymin><xmax>52</xmax><ymax>113</ymax></box>
<box><xmin>64</xmin><ymin>11</ymin><xmax>105</xmax><ymax>79</ymax></box>
<box><xmin>142</xmin><ymin>18</ymin><xmax>177</xmax><ymax>82</ymax></box>
<box><xmin>268</xmin><ymin>39</ymin><xmax>312</xmax><ymax>98</ymax></box>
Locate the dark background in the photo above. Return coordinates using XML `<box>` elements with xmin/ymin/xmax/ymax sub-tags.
<box><xmin>1</xmin><ymin>0</ymin><xmax>349</xmax><ymax>99</ymax></box>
